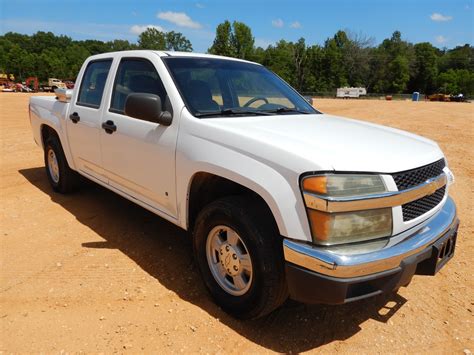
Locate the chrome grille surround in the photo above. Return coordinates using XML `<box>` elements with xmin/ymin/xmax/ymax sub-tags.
<box><xmin>392</xmin><ymin>159</ymin><xmax>445</xmax><ymax>191</ymax></box>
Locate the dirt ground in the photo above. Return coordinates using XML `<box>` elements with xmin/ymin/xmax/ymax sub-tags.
<box><xmin>1</xmin><ymin>93</ymin><xmax>473</xmax><ymax>353</ymax></box>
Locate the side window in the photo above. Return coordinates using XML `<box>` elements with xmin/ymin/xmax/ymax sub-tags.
<box><xmin>77</xmin><ymin>60</ymin><xmax>112</xmax><ymax>108</ymax></box>
<box><xmin>110</xmin><ymin>59</ymin><xmax>168</xmax><ymax>114</ymax></box>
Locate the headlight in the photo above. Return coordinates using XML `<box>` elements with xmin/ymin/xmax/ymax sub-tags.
<box><xmin>302</xmin><ymin>174</ymin><xmax>387</xmax><ymax>197</ymax></box>
<box><xmin>307</xmin><ymin>208</ymin><xmax>392</xmax><ymax>245</ymax></box>
<box><xmin>302</xmin><ymin>174</ymin><xmax>392</xmax><ymax>245</ymax></box>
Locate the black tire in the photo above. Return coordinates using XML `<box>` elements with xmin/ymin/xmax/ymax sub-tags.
<box><xmin>193</xmin><ymin>195</ymin><xmax>288</xmax><ymax>319</ymax></box>
<box><xmin>44</xmin><ymin>135</ymin><xmax>79</xmax><ymax>193</ymax></box>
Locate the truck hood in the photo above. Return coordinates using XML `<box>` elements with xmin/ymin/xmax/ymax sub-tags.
<box><xmin>198</xmin><ymin>113</ymin><xmax>444</xmax><ymax>174</ymax></box>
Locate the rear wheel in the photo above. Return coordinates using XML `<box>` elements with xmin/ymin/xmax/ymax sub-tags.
<box><xmin>193</xmin><ymin>196</ymin><xmax>288</xmax><ymax>319</ymax></box>
<box><xmin>44</xmin><ymin>136</ymin><xmax>79</xmax><ymax>193</ymax></box>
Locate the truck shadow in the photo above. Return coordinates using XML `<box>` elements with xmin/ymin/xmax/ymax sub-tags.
<box><xmin>19</xmin><ymin>166</ymin><xmax>407</xmax><ymax>353</ymax></box>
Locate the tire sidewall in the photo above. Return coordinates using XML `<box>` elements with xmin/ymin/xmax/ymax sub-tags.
<box><xmin>193</xmin><ymin>200</ymin><xmax>274</xmax><ymax>317</ymax></box>
<box><xmin>44</xmin><ymin>138</ymin><xmax>67</xmax><ymax>192</ymax></box>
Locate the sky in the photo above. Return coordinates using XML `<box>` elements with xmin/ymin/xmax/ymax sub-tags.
<box><xmin>1</xmin><ymin>0</ymin><xmax>473</xmax><ymax>52</ymax></box>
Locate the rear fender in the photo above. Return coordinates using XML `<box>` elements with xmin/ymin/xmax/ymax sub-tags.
<box><xmin>30</xmin><ymin>98</ymin><xmax>76</xmax><ymax>170</ymax></box>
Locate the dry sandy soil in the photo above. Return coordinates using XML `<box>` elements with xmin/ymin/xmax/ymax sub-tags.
<box><xmin>1</xmin><ymin>93</ymin><xmax>473</xmax><ymax>353</ymax></box>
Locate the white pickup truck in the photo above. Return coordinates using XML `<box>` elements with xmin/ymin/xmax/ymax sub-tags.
<box><xmin>29</xmin><ymin>51</ymin><xmax>459</xmax><ymax>319</ymax></box>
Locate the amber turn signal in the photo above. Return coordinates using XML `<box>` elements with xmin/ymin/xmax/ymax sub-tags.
<box><xmin>307</xmin><ymin>209</ymin><xmax>330</xmax><ymax>242</ymax></box>
<box><xmin>302</xmin><ymin>176</ymin><xmax>327</xmax><ymax>195</ymax></box>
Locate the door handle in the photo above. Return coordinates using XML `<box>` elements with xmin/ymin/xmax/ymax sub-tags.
<box><xmin>102</xmin><ymin>120</ymin><xmax>117</xmax><ymax>134</ymax></box>
<box><xmin>69</xmin><ymin>112</ymin><xmax>80</xmax><ymax>123</ymax></box>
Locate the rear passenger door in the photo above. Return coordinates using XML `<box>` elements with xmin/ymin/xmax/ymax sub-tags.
<box><xmin>67</xmin><ymin>58</ymin><xmax>112</xmax><ymax>183</ymax></box>
<box><xmin>100</xmin><ymin>56</ymin><xmax>179</xmax><ymax>219</ymax></box>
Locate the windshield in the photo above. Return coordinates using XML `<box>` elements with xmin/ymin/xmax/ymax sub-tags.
<box><xmin>162</xmin><ymin>57</ymin><xmax>318</xmax><ymax>118</ymax></box>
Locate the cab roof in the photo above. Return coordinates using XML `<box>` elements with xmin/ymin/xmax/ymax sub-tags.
<box><xmin>88</xmin><ymin>50</ymin><xmax>260</xmax><ymax>65</ymax></box>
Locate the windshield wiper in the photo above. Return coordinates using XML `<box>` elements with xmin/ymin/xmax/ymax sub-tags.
<box><xmin>263</xmin><ymin>107</ymin><xmax>310</xmax><ymax>114</ymax></box>
<box><xmin>194</xmin><ymin>108</ymin><xmax>271</xmax><ymax>118</ymax></box>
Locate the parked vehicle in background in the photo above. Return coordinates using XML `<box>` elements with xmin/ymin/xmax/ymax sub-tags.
<box><xmin>0</xmin><ymin>73</ymin><xmax>15</xmax><ymax>91</ymax></box>
<box><xmin>449</xmin><ymin>94</ymin><xmax>466</xmax><ymax>102</ymax></box>
<box><xmin>25</xmin><ymin>77</ymin><xmax>40</xmax><ymax>92</ymax></box>
<box><xmin>29</xmin><ymin>51</ymin><xmax>459</xmax><ymax>319</ymax></box>
<box><xmin>41</xmin><ymin>78</ymin><xmax>67</xmax><ymax>92</ymax></box>
<box><xmin>427</xmin><ymin>93</ymin><xmax>467</xmax><ymax>102</ymax></box>
<box><xmin>16</xmin><ymin>83</ymin><xmax>33</xmax><ymax>92</ymax></box>
<box><xmin>336</xmin><ymin>87</ymin><xmax>367</xmax><ymax>98</ymax></box>
<box><xmin>428</xmin><ymin>93</ymin><xmax>451</xmax><ymax>102</ymax></box>
<box><xmin>48</xmin><ymin>78</ymin><xmax>67</xmax><ymax>90</ymax></box>
<box><xmin>64</xmin><ymin>80</ymin><xmax>75</xmax><ymax>89</ymax></box>
<box><xmin>1</xmin><ymin>85</ymin><xmax>15</xmax><ymax>92</ymax></box>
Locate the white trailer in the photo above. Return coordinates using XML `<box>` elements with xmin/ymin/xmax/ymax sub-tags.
<box><xmin>337</xmin><ymin>87</ymin><xmax>367</xmax><ymax>98</ymax></box>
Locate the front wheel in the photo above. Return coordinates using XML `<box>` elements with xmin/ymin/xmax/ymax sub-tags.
<box><xmin>193</xmin><ymin>196</ymin><xmax>288</xmax><ymax>319</ymax></box>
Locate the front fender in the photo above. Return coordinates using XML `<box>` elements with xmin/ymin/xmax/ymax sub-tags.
<box><xmin>176</xmin><ymin>133</ymin><xmax>312</xmax><ymax>242</ymax></box>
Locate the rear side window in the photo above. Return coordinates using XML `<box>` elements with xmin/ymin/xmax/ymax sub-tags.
<box><xmin>77</xmin><ymin>59</ymin><xmax>112</xmax><ymax>108</ymax></box>
<box><xmin>110</xmin><ymin>58</ymin><xmax>168</xmax><ymax>114</ymax></box>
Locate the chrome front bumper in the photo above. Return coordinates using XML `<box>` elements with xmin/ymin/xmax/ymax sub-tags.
<box><xmin>284</xmin><ymin>196</ymin><xmax>458</xmax><ymax>278</ymax></box>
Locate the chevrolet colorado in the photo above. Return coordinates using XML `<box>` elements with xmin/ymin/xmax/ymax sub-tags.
<box><xmin>29</xmin><ymin>51</ymin><xmax>459</xmax><ymax>319</ymax></box>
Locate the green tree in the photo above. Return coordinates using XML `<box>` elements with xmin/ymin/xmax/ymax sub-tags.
<box><xmin>438</xmin><ymin>69</ymin><xmax>474</xmax><ymax>94</ymax></box>
<box><xmin>262</xmin><ymin>40</ymin><xmax>294</xmax><ymax>85</ymax></box>
<box><xmin>410</xmin><ymin>42</ymin><xmax>439</xmax><ymax>93</ymax></box>
<box><xmin>389</xmin><ymin>55</ymin><xmax>410</xmax><ymax>93</ymax></box>
<box><xmin>291</xmin><ymin>38</ymin><xmax>307</xmax><ymax>91</ymax></box>
<box><xmin>322</xmin><ymin>30</ymin><xmax>350</xmax><ymax>89</ymax></box>
<box><xmin>439</xmin><ymin>44</ymin><xmax>474</xmax><ymax>72</ymax></box>
<box><xmin>371</xmin><ymin>30</ymin><xmax>413</xmax><ymax>93</ymax></box>
<box><xmin>251</xmin><ymin>46</ymin><xmax>266</xmax><ymax>64</ymax></box>
<box><xmin>64</xmin><ymin>44</ymin><xmax>90</xmax><ymax>78</ymax></box>
<box><xmin>209</xmin><ymin>20</ymin><xmax>254</xmax><ymax>59</ymax></box>
<box><xmin>1</xmin><ymin>29</ymin><xmax>473</xmax><ymax>96</ymax></box>
<box><xmin>231</xmin><ymin>21</ymin><xmax>254</xmax><ymax>59</ymax></box>
<box><xmin>107</xmin><ymin>39</ymin><xmax>135</xmax><ymax>52</ymax></box>
<box><xmin>344</xmin><ymin>32</ymin><xmax>373</xmax><ymax>88</ymax></box>
<box><xmin>208</xmin><ymin>20</ymin><xmax>233</xmax><ymax>56</ymax></box>
<box><xmin>6</xmin><ymin>44</ymin><xmax>28</xmax><ymax>79</ymax></box>
<box><xmin>304</xmin><ymin>45</ymin><xmax>327</xmax><ymax>92</ymax></box>
<box><xmin>138</xmin><ymin>29</ymin><xmax>192</xmax><ymax>52</ymax></box>
<box><xmin>3</xmin><ymin>32</ymin><xmax>32</xmax><ymax>52</ymax></box>
<box><xmin>82</xmin><ymin>39</ymin><xmax>109</xmax><ymax>55</ymax></box>
<box><xmin>165</xmin><ymin>31</ymin><xmax>193</xmax><ymax>52</ymax></box>
<box><xmin>32</xmin><ymin>31</ymin><xmax>70</xmax><ymax>53</ymax></box>
<box><xmin>38</xmin><ymin>48</ymin><xmax>66</xmax><ymax>80</ymax></box>
<box><xmin>0</xmin><ymin>37</ymin><xmax>14</xmax><ymax>72</ymax></box>
<box><xmin>138</xmin><ymin>28</ymin><xmax>167</xmax><ymax>50</ymax></box>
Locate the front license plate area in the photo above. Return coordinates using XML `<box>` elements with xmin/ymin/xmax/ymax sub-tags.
<box><xmin>433</xmin><ymin>231</ymin><xmax>457</xmax><ymax>273</ymax></box>
<box><xmin>415</xmin><ymin>226</ymin><xmax>458</xmax><ymax>276</ymax></box>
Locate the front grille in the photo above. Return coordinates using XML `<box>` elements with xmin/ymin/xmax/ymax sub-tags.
<box><xmin>402</xmin><ymin>186</ymin><xmax>446</xmax><ymax>221</ymax></box>
<box><xmin>392</xmin><ymin>159</ymin><xmax>445</xmax><ymax>191</ymax></box>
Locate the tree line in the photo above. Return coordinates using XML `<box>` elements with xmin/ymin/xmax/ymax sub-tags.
<box><xmin>0</xmin><ymin>21</ymin><xmax>473</xmax><ymax>95</ymax></box>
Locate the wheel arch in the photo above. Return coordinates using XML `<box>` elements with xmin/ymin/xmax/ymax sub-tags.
<box><xmin>40</xmin><ymin>123</ymin><xmax>76</xmax><ymax>170</ymax></box>
<box><xmin>40</xmin><ymin>124</ymin><xmax>60</xmax><ymax>148</ymax></box>
<box><xmin>186</xmin><ymin>171</ymin><xmax>283</xmax><ymax>236</ymax></box>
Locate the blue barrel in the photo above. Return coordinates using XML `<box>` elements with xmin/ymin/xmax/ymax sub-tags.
<box><xmin>412</xmin><ymin>92</ymin><xmax>420</xmax><ymax>101</ymax></box>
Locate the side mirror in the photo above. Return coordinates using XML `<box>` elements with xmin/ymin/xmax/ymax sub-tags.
<box><xmin>124</xmin><ymin>93</ymin><xmax>172</xmax><ymax>126</ymax></box>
